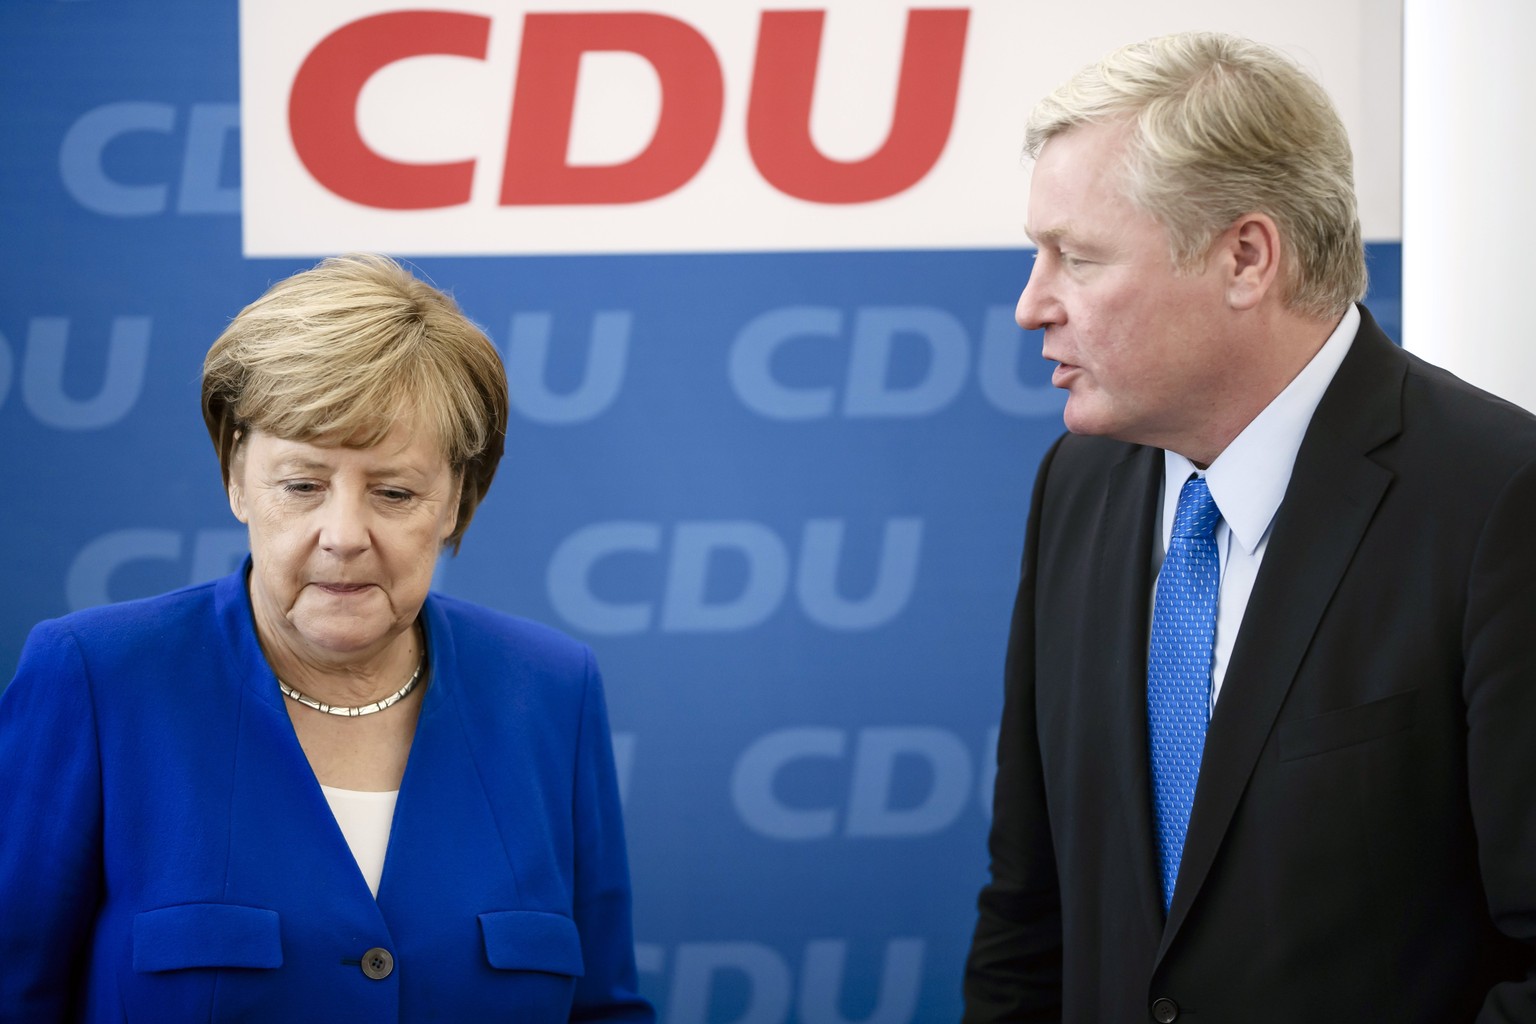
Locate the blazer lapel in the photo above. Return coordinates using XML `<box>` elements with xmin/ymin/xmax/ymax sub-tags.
<box><xmin>1091</xmin><ymin>443</ymin><xmax>1166</xmax><ymax>935</ymax></box>
<box><xmin>227</xmin><ymin>682</ymin><xmax>390</xmax><ymax>902</ymax></box>
<box><xmin>1157</xmin><ymin>309</ymin><xmax>1406</xmax><ymax>956</ymax></box>
<box><xmin>215</xmin><ymin>570</ymin><xmax>390</xmax><ymax>913</ymax></box>
<box><xmin>375</xmin><ymin>597</ymin><xmax>527</xmax><ymax>932</ymax></box>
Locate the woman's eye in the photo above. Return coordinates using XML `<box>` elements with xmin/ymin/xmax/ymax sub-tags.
<box><xmin>378</xmin><ymin>489</ymin><xmax>414</xmax><ymax>503</ymax></box>
<box><xmin>282</xmin><ymin>481</ymin><xmax>320</xmax><ymax>495</ymax></box>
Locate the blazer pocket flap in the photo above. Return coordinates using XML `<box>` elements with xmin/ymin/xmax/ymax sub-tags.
<box><xmin>479</xmin><ymin>910</ymin><xmax>585</xmax><ymax>976</ymax></box>
<box><xmin>133</xmin><ymin>903</ymin><xmax>282</xmax><ymax>973</ymax></box>
<box><xmin>1278</xmin><ymin>689</ymin><xmax>1418</xmax><ymax>761</ymax></box>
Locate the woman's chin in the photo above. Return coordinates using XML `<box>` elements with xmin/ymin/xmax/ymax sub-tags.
<box><xmin>287</xmin><ymin>616</ymin><xmax>399</xmax><ymax>663</ymax></box>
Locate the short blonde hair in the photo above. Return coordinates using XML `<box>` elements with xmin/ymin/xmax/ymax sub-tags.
<box><xmin>1026</xmin><ymin>31</ymin><xmax>1366</xmax><ymax>319</ymax></box>
<box><xmin>202</xmin><ymin>253</ymin><xmax>508</xmax><ymax>552</ymax></box>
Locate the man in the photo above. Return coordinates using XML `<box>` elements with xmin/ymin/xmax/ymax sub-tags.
<box><xmin>964</xmin><ymin>31</ymin><xmax>1536</xmax><ymax>1023</ymax></box>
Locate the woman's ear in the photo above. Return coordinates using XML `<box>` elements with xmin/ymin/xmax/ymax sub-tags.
<box><xmin>226</xmin><ymin>434</ymin><xmax>249</xmax><ymax>524</ymax></box>
<box><xmin>441</xmin><ymin>473</ymin><xmax>464</xmax><ymax>542</ymax></box>
<box><xmin>227</xmin><ymin>479</ymin><xmax>248</xmax><ymax>524</ymax></box>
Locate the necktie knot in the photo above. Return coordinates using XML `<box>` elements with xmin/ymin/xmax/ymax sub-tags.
<box><xmin>1170</xmin><ymin>476</ymin><xmax>1220</xmax><ymax>540</ymax></box>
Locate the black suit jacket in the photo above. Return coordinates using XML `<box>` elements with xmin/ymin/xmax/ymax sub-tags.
<box><xmin>964</xmin><ymin>307</ymin><xmax>1536</xmax><ymax>1022</ymax></box>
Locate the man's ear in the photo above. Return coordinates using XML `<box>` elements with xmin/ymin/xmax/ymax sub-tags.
<box><xmin>1223</xmin><ymin>212</ymin><xmax>1283</xmax><ymax>311</ymax></box>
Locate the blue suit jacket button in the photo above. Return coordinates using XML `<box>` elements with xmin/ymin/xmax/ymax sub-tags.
<box><xmin>361</xmin><ymin>947</ymin><xmax>394</xmax><ymax>980</ymax></box>
<box><xmin>1151</xmin><ymin>996</ymin><xmax>1179</xmax><ymax>1023</ymax></box>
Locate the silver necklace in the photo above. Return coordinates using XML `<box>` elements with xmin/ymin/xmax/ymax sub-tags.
<box><xmin>278</xmin><ymin>655</ymin><xmax>424</xmax><ymax>717</ymax></box>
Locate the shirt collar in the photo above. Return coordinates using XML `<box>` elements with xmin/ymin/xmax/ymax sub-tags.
<box><xmin>1163</xmin><ymin>304</ymin><xmax>1360</xmax><ymax>554</ymax></box>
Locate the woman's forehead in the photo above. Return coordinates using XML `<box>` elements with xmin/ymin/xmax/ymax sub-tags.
<box><xmin>242</xmin><ymin>422</ymin><xmax>451</xmax><ymax>474</ymax></box>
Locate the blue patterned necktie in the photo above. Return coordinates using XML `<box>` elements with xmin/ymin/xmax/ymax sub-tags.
<box><xmin>1148</xmin><ymin>474</ymin><xmax>1222</xmax><ymax>914</ymax></box>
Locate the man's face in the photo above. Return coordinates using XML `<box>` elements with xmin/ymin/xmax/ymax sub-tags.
<box><xmin>1019</xmin><ymin>120</ymin><xmax>1235</xmax><ymax>451</ymax></box>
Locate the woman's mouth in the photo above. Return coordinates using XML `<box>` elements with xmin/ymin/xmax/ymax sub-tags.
<box><xmin>315</xmin><ymin>582</ymin><xmax>371</xmax><ymax>595</ymax></box>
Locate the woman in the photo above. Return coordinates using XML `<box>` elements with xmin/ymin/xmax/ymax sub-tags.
<box><xmin>0</xmin><ymin>254</ymin><xmax>653</xmax><ymax>1022</ymax></box>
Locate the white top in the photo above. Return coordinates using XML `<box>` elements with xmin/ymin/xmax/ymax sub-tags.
<box><xmin>319</xmin><ymin>784</ymin><xmax>398</xmax><ymax>898</ymax></box>
<box><xmin>1155</xmin><ymin>305</ymin><xmax>1360</xmax><ymax>712</ymax></box>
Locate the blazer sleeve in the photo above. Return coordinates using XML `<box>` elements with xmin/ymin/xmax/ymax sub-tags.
<box><xmin>0</xmin><ymin>621</ymin><xmax>105</xmax><ymax>1022</ymax></box>
<box><xmin>962</xmin><ymin>436</ymin><xmax>1066</xmax><ymax>1023</ymax></box>
<box><xmin>1465</xmin><ymin>457</ymin><xmax>1536</xmax><ymax>1021</ymax></box>
<box><xmin>568</xmin><ymin>648</ymin><xmax>654</xmax><ymax>1024</ymax></box>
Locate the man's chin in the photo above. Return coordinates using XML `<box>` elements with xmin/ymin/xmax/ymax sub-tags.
<box><xmin>1061</xmin><ymin>399</ymin><xmax>1111</xmax><ymax>438</ymax></box>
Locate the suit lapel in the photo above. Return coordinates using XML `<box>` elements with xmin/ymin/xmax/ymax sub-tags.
<box><xmin>376</xmin><ymin>598</ymin><xmax>527</xmax><ymax>934</ymax></box>
<box><xmin>1092</xmin><ymin>443</ymin><xmax>1166</xmax><ymax>935</ymax></box>
<box><xmin>219</xmin><ymin>655</ymin><xmax>401</xmax><ymax>952</ymax></box>
<box><xmin>215</xmin><ymin>570</ymin><xmax>389</xmax><ymax>913</ymax></box>
<box><xmin>1156</xmin><ymin>309</ymin><xmax>1406</xmax><ymax>956</ymax></box>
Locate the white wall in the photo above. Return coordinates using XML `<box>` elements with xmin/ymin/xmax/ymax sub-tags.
<box><xmin>1404</xmin><ymin>0</ymin><xmax>1536</xmax><ymax>412</ymax></box>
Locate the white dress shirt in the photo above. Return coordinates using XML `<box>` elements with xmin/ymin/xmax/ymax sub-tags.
<box><xmin>1154</xmin><ymin>304</ymin><xmax>1360</xmax><ymax>712</ymax></box>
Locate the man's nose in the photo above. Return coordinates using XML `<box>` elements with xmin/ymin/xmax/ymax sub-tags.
<box><xmin>1015</xmin><ymin>262</ymin><xmax>1060</xmax><ymax>331</ymax></box>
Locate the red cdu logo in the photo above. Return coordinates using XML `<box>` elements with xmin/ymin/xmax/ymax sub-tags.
<box><xmin>243</xmin><ymin>3</ymin><xmax>1391</xmax><ymax>256</ymax></box>
<box><xmin>239</xmin><ymin>2</ymin><xmax>1034</xmax><ymax>255</ymax></box>
<box><xmin>287</xmin><ymin>9</ymin><xmax>968</xmax><ymax>210</ymax></box>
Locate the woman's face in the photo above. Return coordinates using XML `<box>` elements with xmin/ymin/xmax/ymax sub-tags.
<box><xmin>227</xmin><ymin>420</ymin><xmax>460</xmax><ymax>671</ymax></box>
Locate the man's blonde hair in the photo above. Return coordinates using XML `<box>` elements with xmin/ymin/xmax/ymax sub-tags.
<box><xmin>1026</xmin><ymin>31</ymin><xmax>1366</xmax><ymax>319</ymax></box>
<box><xmin>202</xmin><ymin>253</ymin><xmax>508</xmax><ymax>552</ymax></box>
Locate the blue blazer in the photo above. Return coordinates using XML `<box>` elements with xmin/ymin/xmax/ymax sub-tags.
<box><xmin>0</xmin><ymin>566</ymin><xmax>653</xmax><ymax>1023</ymax></box>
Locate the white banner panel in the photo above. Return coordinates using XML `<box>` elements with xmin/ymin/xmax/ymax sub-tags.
<box><xmin>241</xmin><ymin>0</ymin><xmax>1401</xmax><ymax>256</ymax></box>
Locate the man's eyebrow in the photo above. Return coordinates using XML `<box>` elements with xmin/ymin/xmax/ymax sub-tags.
<box><xmin>1025</xmin><ymin>226</ymin><xmax>1068</xmax><ymax>247</ymax></box>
